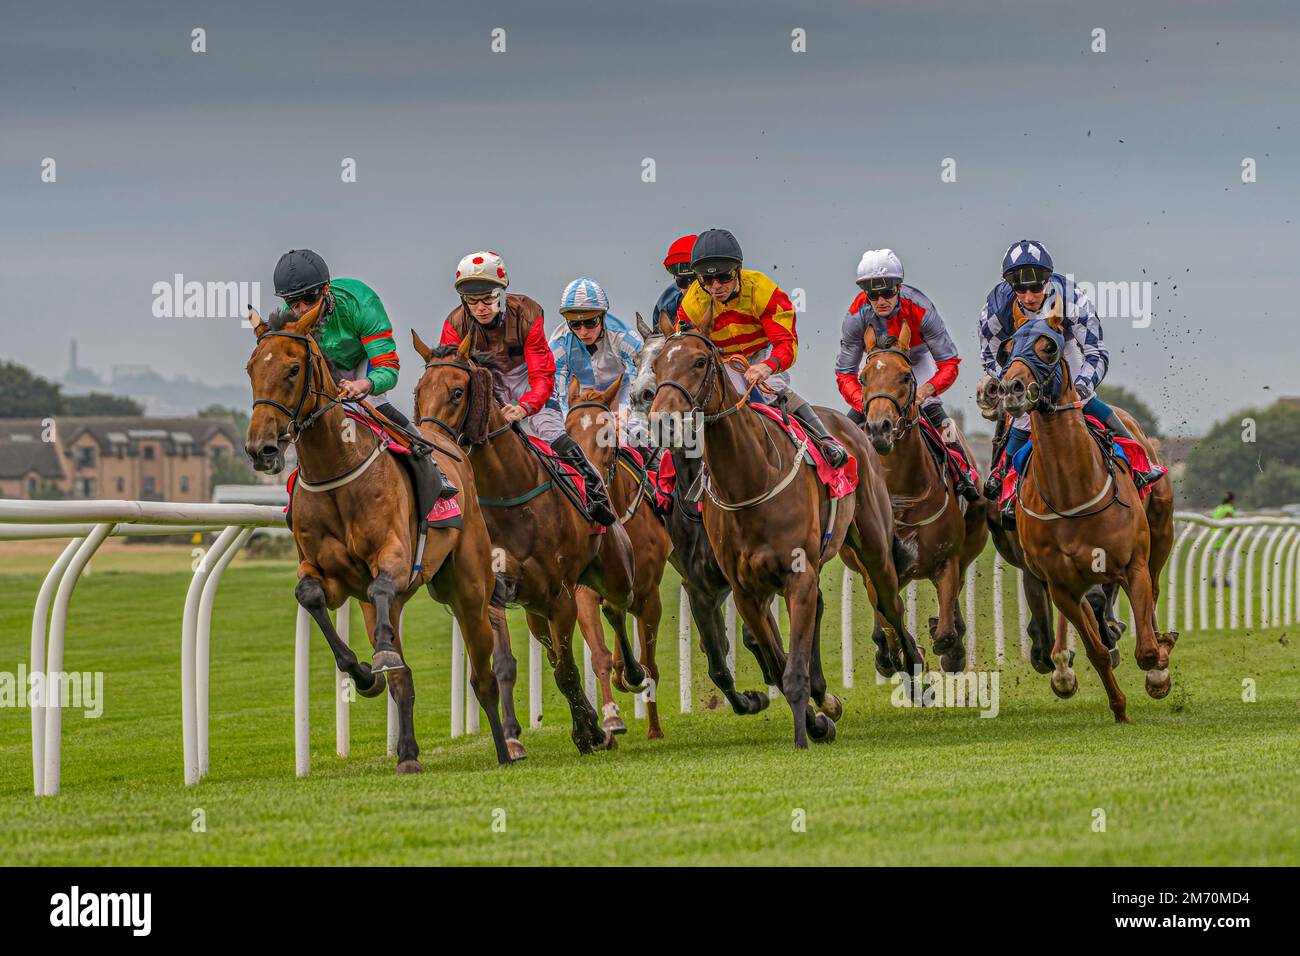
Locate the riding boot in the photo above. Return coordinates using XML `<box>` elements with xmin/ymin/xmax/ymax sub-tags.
<box><xmin>922</xmin><ymin>403</ymin><xmax>980</xmax><ymax>502</ymax></box>
<box><xmin>551</xmin><ymin>433</ymin><xmax>619</xmax><ymax>526</ymax></box>
<box><xmin>1097</xmin><ymin>410</ymin><xmax>1162</xmax><ymax>490</ymax></box>
<box><xmin>376</xmin><ymin>402</ymin><xmax>459</xmax><ymax>500</ymax></box>
<box><xmin>847</xmin><ymin>407</ymin><xmax>867</xmax><ymax>427</ymax></box>
<box><xmin>984</xmin><ymin>417</ymin><xmax>1009</xmax><ymax>501</ymax></box>
<box><xmin>789</xmin><ymin>403</ymin><xmax>850</xmax><ymax>468</ymax></box>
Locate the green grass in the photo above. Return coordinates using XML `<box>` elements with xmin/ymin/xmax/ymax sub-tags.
<box><xmin>1</xmin><ymin>543</ymin><xmax>1296</xmax><ymax>865</ymax></box>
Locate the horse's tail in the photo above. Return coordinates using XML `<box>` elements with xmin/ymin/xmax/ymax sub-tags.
<box><xmin>891</xmin><ymin>533</ymin><xmax>918</xmax><ymax>580</ymax></box>
<box><xmin>489</xmin><ymin>573</ymin><xmax>520</xmax><ymax>609</ymax></box>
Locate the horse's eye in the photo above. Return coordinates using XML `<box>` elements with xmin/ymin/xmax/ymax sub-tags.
<box><xmin>1042</xmin><ymin>340</ymin><xmax>1058</xmax><ymax>357</ymax></box>
<box><xmin>288</xmin><ymin>364</ymin><xmax>300</xmax><ymax>377</ymax></box>
<box><xmin>694</xmin><ymin>357</ymin><xmax>706</xmax><ymax>368</ymax></box>
<box><xmin>452</xmin><ymin>387</ymin><xmax>465</xmax><ymax>401</ymax></box>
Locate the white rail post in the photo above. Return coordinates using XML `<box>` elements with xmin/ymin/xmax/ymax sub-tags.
<box><xmin>529</xmin><ymin>632</ymin><xmax>544</xmax><ymax>729</ymax></box>
<box><xmin>632</xmin><ymin>630</ymin><xmax>647</xmax><ymax>719</ymax></box>
<box><xmin>1213</xmin><ymin>528</ymin><xmax>1240</xmax><ymax>631</ymax></box>
<box><xmin>1259</xmin><ymin>525</ymin><xmax>1285</xmax><ymax>628</ymax></box>
<box><xmin>42</xmin><ymin>522</ymin><xmax>115</xmax><ymax>797</ymax></box>
<box><xmin>1167</xmin><ymin>521</ymin><xmax>1196</xmax><ymax>634</ymax></box>
<box><xmin>840</xmin><ymin>565</ymin><xmax>854</xmax><ymax>688</ymax></box>
<box><xmin>30</xmin><ymin>538</ymin><xmax>83</xmax><ymax>796</ymax></box>
<box><xmin>992</xmin><ymin>554</ymin><xmax>1005</xmax><ymax>666</ymax></box>
<box><xmin>388</xmin><ymin>610</ymin><xmax>402</xmax><ymax>754</ymax></box>
<box><xmin>1229</xmin><ymin>525</ymin><xmax>1254</xmax><ymax>629</ymax></box>
<box><xmin>725</xmin><ymin>596</ymin><xmax>737</xmax><ymax>677</ymax></box>
<box><xmin>1182</xmin><ymin>525</ymin><xmax>1213</xmax><ymax>635</ymax></box>
<box><xmin>678</xmin><ymin>586</ymin><xmax>692</xmax><ymax>713</ymax></box>
<box><xmin>462</xmin><ymin>621</ymin><xmax>480</xmax><ymax>734</ymax></box>
<box><xmin>582</xmin><ymin>639</ymin><xmax>597</xmax><ymax>708</ymax></box>
<box><xmin>964</xmin><ymin>568</ymin><xmax>978</xmax><ymax>670</ymax></box>
<box><xmin>294</xmin><ymin>605</ymin><xmax>311</xmax><ymax>778</ymax></box>
<box><xmin>450</xmin><ymin>611</ymin><xmax>465</xmax><ymax>738</ymax></box>
<box><xmin>1017</xmin><ymin>569</ymin><xmax>1029</xmax><ymax>659</ymax></box>
<box><xmin>197</xmin><ymin>525</ymin><xmax>254</xmax><ymax>779</ymax></box>
<box><xmin>768</xmin><ymin>595</ymin><xmax>781</xmax><ymax>698</ymax></box>
<box><xmin>1197</xmin><ymin>525</ymin><xmax>1218</xmax><ymax>631</ymax></box>
<box><xmin>1244</xmin><ymin>524</ymin><xmax>1268</xmax><ymax>629</ymax></box>
<box><xmin>335</xmin><ymin>598</ymin><xmax>351</xmax><ymax>758</ymax></box>
<box><xmin>905</xmin><ymin>581</ymin><xmax>917</xmax><ymax>635</ymax></box>
<box><xmin>1283</xmin><ymin>528</ymin><xmax>1300</xmax><ymax>626</ymax></box>
<box><xmin>1270</xmin><ymin>528</ymin><xmax>1296</xmax><ymax>628</ymax></box>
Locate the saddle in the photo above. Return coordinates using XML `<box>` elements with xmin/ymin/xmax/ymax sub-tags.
<box><xmin>478</xmin><ymin>429</ymin><xmax>605</xmax><ymax>535</ymax></box>
<box><xmin>747</xmin><ymin>403</ymin><xmax>858</xmax><ymax>499</ymax></box>
<box><xmin>918</xmin><ymin>416</ymin><xmax>981</xmax><ymax>490</ymax></box>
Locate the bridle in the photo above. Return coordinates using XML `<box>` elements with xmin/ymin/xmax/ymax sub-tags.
<box><xmin>417</xmin><ymin>359</ymin><xmax>514</xmax><ymax>447</ymax></box>
<box><xmin>651</xmin><ymin>329</ymin><xmax>745</xmax><ymax>424</ymax></box>
<box><xmin>567</xmin><ymin>399</ymin><xmax>621</xmax><ymax>489</ymax></box>
<box><xmin>251</xmin><ymin>331</ymin><xmax>342</xmax><ymax>443</ymax></box>
<box><xmin>860</xmin><ymin>346</ymin><xmax>919</xmax><ymax>441</ymax></box>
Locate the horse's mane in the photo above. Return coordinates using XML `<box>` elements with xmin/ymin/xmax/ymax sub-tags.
<box><xmin>573</xmin><ymin>384</ymin><xmax>610</xmax><ymax>405</ymax></box>
<box><xmin>426</xmin><ymin>343</ymin><xmax>504</xmax><ymax>374</ymax></box>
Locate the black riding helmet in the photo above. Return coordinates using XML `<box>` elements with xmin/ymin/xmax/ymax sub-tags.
<box><xmin>691</xmin><ymin>228</ymin><xmax>743</xmax><ymax>277</ymax></box>
<box><xmin>274</xmin><ymin>249</ymin><xmax>330</xmax><ymax>299</ymax></box>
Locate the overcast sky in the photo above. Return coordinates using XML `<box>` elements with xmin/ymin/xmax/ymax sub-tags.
<box><xmin>3</xmin><ymin>0</ymin><xmax>1296</xmax><ymax>434</ymax></box>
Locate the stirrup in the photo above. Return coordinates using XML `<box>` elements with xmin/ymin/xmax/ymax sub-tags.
<box><xmin>1132</xmin><ymin>468</ymin><xmax>1161</xmax><ymax>491</ymax></box>
<box><xmin>434</xmin><ymin>463</ymin><xmax>459</xmax><ymax>500</ymax></box>
<box><xmin>983</xmin><ymin>473</ymin><xmax>1003</xmax><ymax>501</ymax></box>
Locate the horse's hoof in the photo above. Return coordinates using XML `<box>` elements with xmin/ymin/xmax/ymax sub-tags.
<box><xmin>602</xmin><ymin>715</ymin><xmax>628</xmax><ymax>736</ymax></box>
<box><xmin>370</xmin><ymin>649</ymin><xmax>407</xmax><ymax>674</ymax></box>
<box><xmin>597</xmin><ymin>727</ymin><xmax>618</xmax><ymax>751</ymax></box>
<box><xmin>818</xmin><ymin>692</ymin><xmax>843</xmax><ymax>722</ymax></box>
<box><xmin>1109</xmin><ymin>647</ymin><xmax>1121</xmax><ymax>669</ymax></box>
<box><xmin>874</xmin><ymin>652</ymin><xmax>898</xmax><ymax>679</ymax></box>
<box><xmin>355</xmin><ymin>669</ymin><xmax>387</xmax><ymax>698</ymax></box>
<box><xmin>647</xmin><ymin>726</ymin><xmax>664</xmax><ymax>740</ymax></box>
<box><xmin>940</xmin><ymin>649</ymin><xmax>966</xmax><ymax>674</ymax></box>
<box><xmin>395</xmin><ymin>759</ymin><xmax>423</xmax><ymax>775</ymax></box>
<box><xmin>1030</xmin><ymin>655</ymin><xmax>1053</xmax><ymax>676</ymax></box>
<box><xmin>812</xmin><ymin>713</ymin><xmax>837</xmax><ymax>744</ymax></box>
<box><xmin>1145</xmin><ymin>668</ymin><xmax>1172</xmax><ymax>699</ymax></box>
<box><xmin>1050</xmin><ymin>672</ymin><xmax>1078</xmax><ymax>699</ymax></box>
<box><xmin>505</xmin><ymin>738</ymin><xmax>527</xmax><ymax>761</ymax></box>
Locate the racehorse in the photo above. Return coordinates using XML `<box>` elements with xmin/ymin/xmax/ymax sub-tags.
<box><xmin>859</xmin><ymin>323</ymin><xmax>990</xmax><ymax>673</ymax></box>
<box><xmin>631</xmin><ymin>319</ymin><xmax>785</xmax><ymax>717</ymax></box>
<box><xmin>990</xmin><ymin>306</ymin><xmax>1176</xmax><ymax>720</ymax></box>
<box><xmin>244</xmin><ymin>304</ymin><xmax>512</xmax><ymax>773</ymax></box>
<box><xmin>411</xmin><ymin>331</ymin><xmax>641</xmax><ymax>754</ymax></box>
<box><xmin>650</xmin><ymin>309</ymin><xmax>920</xmax><ymax>747</ymax></box>
<box><xmin>564</xmin><ymin>374</ymin><xmax>672</xmax><ymax>738</ymax></box>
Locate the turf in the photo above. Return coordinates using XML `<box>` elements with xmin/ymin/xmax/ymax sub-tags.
<box><xmin>0</xmin><ymin>542</ymin><xmax>1296</xmax><ymax>865</ymax></box>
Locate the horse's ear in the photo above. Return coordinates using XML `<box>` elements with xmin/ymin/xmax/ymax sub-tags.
<box><xmin>283</xmin><ymin>299</ymin><xmax>323</xmax><ymax>336</ymax></box>
<box><xmin>696</xmin><ymin>300</ymin><xmax>716</xmax><ymax>337</ymax></box>
<box><xmin>896</xmin><ymin>321</ymin><xmax>913</xmax><ymax>352</ymax></box>
<box><xmin>567</xmin><ymin>374</ymin><xmax>582</xmax><ymax>405</ymax></box>
<box><xmin>1046</xmin><ymin>296</ymin><xmax>1065</xmax><ymax>333</ymax></box>
<box><xmin>456</xmin><ymin>333</ymin><xmax>474</xmax><ymax>359</ymax></box>
<box><xmin>249</xmin><ymin>307</ymin><xmax>267</xmax><ymax>338</ymax></box>
<box><xmin>1010</xmin><ymin>299</ymin><xmax>1028</xmax><ymax>330</ymax></box>
<box><xmin>599</xmin><ymin>372</ymin><xmax>624</xmax><ymax>409</ymax></box>
<box><xmin>411</xmin><ymin>329</ymin><xmax>434</xmax><ymax>362</ymax></box>
<box><xmin>636</xmin><ymin>311</ymin><xmax>653</xmax><ymax>340</ymax></box>
<box><xmin>863</xmin><ymin>324</ymin><xmax>878</xmax><ymax>353</ymax></box>
<box><xmin>657</xmin><ymin>309</ymin><xmax>675</xmax><ymax>337</ymax></box>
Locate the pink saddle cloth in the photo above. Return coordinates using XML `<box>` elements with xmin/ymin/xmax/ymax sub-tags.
<box><xmin>747</xmin><ymin>403</ymin><xmax>858</xmax><ymax>499</ymax></box>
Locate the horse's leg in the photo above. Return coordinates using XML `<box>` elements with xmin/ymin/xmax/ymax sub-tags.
<box><xmin>575</xmin><ymin>586</ymin><xmax>623</xmax><ymax>736</ymax></box>
<box><xmin>630</xmin><ymin>585</ymin><xmax>665</xmax><ymax>737</ymax></box>
<box><xmin>367</xmin><ymin>571</ymin><xmax>407</xmax><ymax>674</ymax></box>
<box><xmin>294</xmin><ymin>575</ymin><xmax>385</xmax><ymax>697</ymax></box>
<box><xmin>1087</xmin><ymin>586</ymin><xmax>1122</xmax><ymax>668</ymax></box>
<box><xmin>1123</xmin><ymin>561</ymin><xmax>1175</xmax><ymax>700</ymax></box>
<box><xmin>451</xmin><ymin>585</ymin><xmax>513</xmax><ymax>767</ymax></box>
<box><xmin>379</xmin><ymin>597</ymin><xmax>421</xmax><ymax>772</ymax></box>
<box><xmin>929</xmin><ymin>559</ymin><xmax>965</xmax><ymax>673</ymax></box>
<box><xmin>741</xmin><ymin>620</ymin><xmax>781</xmax><ymax>686</ymax></box>
<box><xmin>487</xmin><ymin>607</ymin><xmax>525</xmax><ymax>759</ymax></box>
<box><xmin>693</xmin><ymin>586</ymin><xmax>770</xmax><ymax>716</ymax></box>
<box><xmin>861</xmin><ymin>555</ymin><xmax>924</xmax><ymax>696</ymax></box>
<box><xmin>778</xmin><ymin>576</ymin><xmax>833</xmax><ymax>749</ymax></box>
<box><xmin>1049</xmin><ymin>581</ymin><xmax>1128</xmax><ymax>722</ymax></box>
<box><xmin>546</xmin><ymin>598</ymin><xmax>609</xmax><ymax>754</ymax></box>
<box><xmin>1023</xmin><ymin>571</ymin><xmax>1057</xmax><ymax>675</ymax></box>
<box><xmin>807</xmin><ymin>588</ymin><xmax>842</xmax><ymax>721</ymax></box>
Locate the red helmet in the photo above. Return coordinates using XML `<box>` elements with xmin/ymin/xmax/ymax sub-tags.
<box><xmin>663</xmin><ymin>234</ymin><xmax>698</xmax><ymax>269</ymax></box>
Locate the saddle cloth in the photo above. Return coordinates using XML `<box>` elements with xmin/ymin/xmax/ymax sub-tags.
<box><xmin>522</xmin><ymin>434</ymin><xmax>606</xmax><ymax>535</ymax></box>
<box><xmin>918</xmin><ymin>416</ymin><xmax>981</xmax><ymax>487</ymax></box>
<box><xmin>999</xmin><ymin>414</ymin><xmax>1167</xmax><ymax>506</ymax></box>
<box><xmin>747</xmin><ymin>403</ymin><xmax>858</xmax><ymax>499</ymax></box>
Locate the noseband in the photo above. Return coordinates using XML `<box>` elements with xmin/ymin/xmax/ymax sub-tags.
<box><xmin>651</xmin><ymin>330</ymin><xmax>742</xmax><ymax>423</ymax></box>
<box><xmin>860</xmin><ymin>347</ymin><xmax>919</xmax><ymax>439</ymax></box>
<box><xmin>251</xmin><ymin>331</ymin><xmax>340</xmax><ymax>443</ymax></box>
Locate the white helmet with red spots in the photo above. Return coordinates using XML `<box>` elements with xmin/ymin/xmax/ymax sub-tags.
<box><xmin>454</xmin><ymin>251</ymin><xmax>509</xmax><ymax>294</ymax></box>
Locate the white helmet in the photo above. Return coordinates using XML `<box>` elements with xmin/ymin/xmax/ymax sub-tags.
<box><xmin>454</xmin><ymin>251</ymin><xmax>510</xmax><ymax>294</ymax></box>
<box><xmin>856</xmin><ymin>248</ymin><xmax>904</xmax><ymax>288</ymax></box>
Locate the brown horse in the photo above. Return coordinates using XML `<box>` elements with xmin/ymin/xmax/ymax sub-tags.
<box><xmin>995</xmin><ymin>307</ymin><xmax>1176</xmax><ymax>721</ymax></box>
<box><xmin>650</xmin><ymin>311</ymin><xmax>921</xmax><ymax>747</ymax></box>
<box><xmin>410</xmin><ymin>330</ymin><xmax>640</xmax><ymax>755</ymax></box>
<box><xmin>243</xmin><ymin>305</ymin><xmax>511</xmax><ymax>772</ymax></box>
<box><xmin>859</xmin><ymin>323</ymin><xmax>989</xmax><ymax>673</ymax></box>
<box><xmin>565</xmin><ymin>374</ymin><xmax>673</xmax><ymax>738</ymax></box>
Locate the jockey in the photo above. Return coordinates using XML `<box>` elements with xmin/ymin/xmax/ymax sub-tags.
<box><xmin>438</xmin><ymin>251</ymin><xmax>618</xmax><ymax>526</ymax></box>
<box><xmin>675</xmin><ymin>228</ymin><xmax>849</xmax><ymax>468</ymax></box>
<box><xmin>978</xmin><ymin>240</ymin><xmax>1162</xmax><ymax>511</ymax></box>
<box><xmin>271</xmin><ymin>248</ymin><xmax>457</xmax><ymax>499</ymax></box>
<box><xmin>650</xmin><ymin>234</ymin><xmax>697</xmax><ymax>327</ymax></box>
<box><xmin>835</xmin><ymin>248</ymin><xmax>978</xmax><ymax>500</ymax></box>
<box><xmin>549</xmin><ymin>277</ymin><xmax>649</xmax><ymax>449</ymax></box>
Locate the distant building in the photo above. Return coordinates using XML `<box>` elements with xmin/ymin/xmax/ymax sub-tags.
<box><xmin>0</xmin><ymin>417</ymin><xmax>242</xmax><ymax>501</ymax></box>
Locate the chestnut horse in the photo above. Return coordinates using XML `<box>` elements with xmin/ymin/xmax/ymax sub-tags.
<box><xmin>244</xmin><ymin>305</ymin><xmax>511</xmax><ymax>773</ymax></box>
<box><xmin>859</xmin><ymin>323</ymin><xmax>989</xmax><ymax>673</ymax></box>
<box><xmin>994</xmin><ymin>307</ymin><xmax>1176</xmax><ymax>720</ymax></box>
<box><xmin>411</xmin><ymin>331</ymin><xmax>641</xmax><ymax>754</ymax></box>
<box><xmin>650</xmin><ymin>310</ymin><xmax>920</xmax><ymax>747</ymax></box>
<box><xmin>565</xmin><ymin>374</ymin><xmax>673</xmax><ymax>738</ymax></box>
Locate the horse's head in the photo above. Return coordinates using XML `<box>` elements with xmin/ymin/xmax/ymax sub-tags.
<box><xmin>565</xmin><ymin>373</ymin><xmax>623</xmax><ymax>476</ymax></box>
<box><xmin>998</xmin><ymin>301</ymin><xmax>1069</xmax><ymax>416</ymax></box>
<box><xmin>859</xmin><ymin>321</ymin><xmax>915</xmax><ymax>455</ymax></box>
<box><xmin>648</xmin><ymin>305</ymin><xmax>723</xmax><ymax>440</ymax></box>
<box><xmin>630</xmin><ymin>311</ymin><xmax>667</xmax><ymax>415</ymax></box>
<box><xmin>411</xmin><ymin>330</ymin><xmax>498</xmax><ymax>445</ymax></box>
<box><xmin>244</xmin><ymin>302</ymin><xmax>330</xmax><ymax>473</ymax></box>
